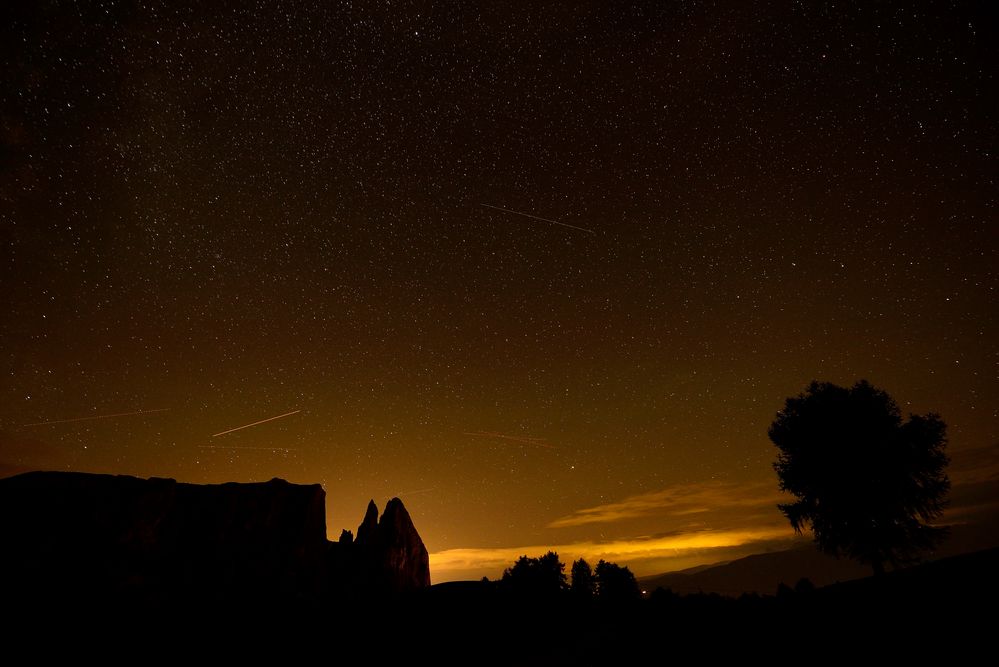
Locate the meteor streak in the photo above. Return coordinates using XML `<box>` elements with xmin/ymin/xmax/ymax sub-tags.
<box><xmin>211</xmin><ymin>409</ymin><xmax>301</xmax><ymax>437</ymax></box>
<box><xmin>198</xmin><ymin>445</ymin><xmax>297</xmax><ymax>451</ymax></box>
<box><xmin>480</xmin><ymin>203</ymin><xmax>596</xmax><ymax>234</ymax></box>
<box><xmin>396</xmin><ymin>487</ymin><xmax>437</xmax><ymax>496</ymax></box>
<box><xmin>463</xmin><ymin>431</ymin><xmax>556</xmax><ymax>449</ymax></box>
<box><xmin>21</xmin><ymin>408</ymin><xmax>170</xmax><ymax>427</ymax></box>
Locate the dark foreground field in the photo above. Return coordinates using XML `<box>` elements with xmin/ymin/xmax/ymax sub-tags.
<box><xmin>7</xmin><ymin>548</ymin><xmax>996</xmax><ymax>663</ymax></box>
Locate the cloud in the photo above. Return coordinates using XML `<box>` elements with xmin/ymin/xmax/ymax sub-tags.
<box><xmin>547</xmin><ymin>480</ymin><xmax>783</xmax><ymax>528</ymax></box>
<box><xmin>949</xmin><ymin>443</ymin><xmax>999</xmax><ymax>486</ymax></box>
<box><xmin>431</xmin><ymin>450</ymin><xmax>999</xmax><ymax>583</ymax></box>
<box><xmin>429</xmin><ymin>526</ymin><xmax>797</xmax><ymax>582</ymax></box>
<box><xmin>430</xmin><ymin>478</ymin><xmax>798</xmax><ymax>582</ymax></box>
<box><xmin>924</xmin><ymin>444</ymin><xmax>999</xmax><ymax>524</ymax></box>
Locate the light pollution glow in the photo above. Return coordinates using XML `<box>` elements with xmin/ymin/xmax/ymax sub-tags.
<box><xmin>427</xmin><ymin>479</ymin><xmax>797</xmax><ymax>581</ymax></box>
<box><xmin>429</xmin><ymin>526</ymin><xmax>798</xmax><ymax>582</ymax></box>
<box><xmin>427</xmin><ymin>447</ymin><xmax>999</xmax><ymax>582</ymax></box>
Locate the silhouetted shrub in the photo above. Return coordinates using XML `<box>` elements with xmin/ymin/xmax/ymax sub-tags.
<box><xmin>594</xmin><ymin>560</ymin><xmax>640</xmax><ymax>601</ymax></box>
<box><xmin>650</xmin><ymin>586</ymin><xmax>678</xmax><ymax>603</ymax></box>
<box><xmin>794</xmin><ymin>577</ymin><xmax>815</xmax><ymax>594</ymax></box>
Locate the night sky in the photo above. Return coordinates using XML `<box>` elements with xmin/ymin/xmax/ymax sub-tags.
<box><xmin>2</xmin><ymin>1</ymin><xmax>996</xmax><ymax>581</ymax></box>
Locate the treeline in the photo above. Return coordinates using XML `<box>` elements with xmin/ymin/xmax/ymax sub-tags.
<box><xmin>491</xmin><ymin>551</ymin><xmax>641</xmax><ymax>600</ymax></box>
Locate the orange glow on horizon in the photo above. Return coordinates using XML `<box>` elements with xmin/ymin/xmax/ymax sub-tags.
<box><xmin>429</xmin><ymin>525</ymin><xmax>796</xmax><ymax>581</ymax></box>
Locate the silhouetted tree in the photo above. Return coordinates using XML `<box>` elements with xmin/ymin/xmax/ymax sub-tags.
<box><xmin>501</xmin><ymin>551</ymin><xmax>567</xmax><ymax>594</ymax></box>
<box><xmin>650</xmin><ymin>586</ymin><xmax>678</xmax><ymax>604</ymax></box>
<box><xmin>793</xmin><ymin>577</ymin><xmax>815</xmax><ymax>595</ymax></box>
<box><xmin>594</xmin><ymin>560</ymin><xmax>640</xmax><ymax>601</ymax></box>
<box><xmin>570</xmin><ymin>558</ymin><xmax>595</xmax><ymax>597</ymax></box>
<box><xmin>770</xmin><ymin>380</ymin><xmax>950</xmax><ymax>575</ymax></box>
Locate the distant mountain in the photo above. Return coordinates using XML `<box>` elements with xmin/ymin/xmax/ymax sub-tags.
<box><xmin>640</xmin><ymin>546</ymin><xmax>871</xmax><ymax>596</ymax></box>
<box><xmin>641</xmin><ymin>518</ymin><xmax>999</xmax><ymax>597</ymax></box>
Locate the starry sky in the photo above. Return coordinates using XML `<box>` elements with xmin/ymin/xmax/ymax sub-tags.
<box><xmin>2</xmin><ymin>1</ymin><xmax>996</xmax><ymax>582</ymax></box>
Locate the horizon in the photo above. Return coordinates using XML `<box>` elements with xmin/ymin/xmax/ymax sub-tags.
<box><xmin>3</xmin><ymin>463</ymin><xmax>996</xmax><ymax>584</ymax></box>
<box><xmin>2</xmin><ymin>2</ymin><xmax>996</xmax><ymax>589</ymax></box>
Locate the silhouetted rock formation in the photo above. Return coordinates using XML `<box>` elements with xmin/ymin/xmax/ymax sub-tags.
<box><xmin>366</xmin><ymin>497</ymin><xmax>432</xmax><ymax>591</ymax></box>
<box><xmin>356</xmin><ymin>499</ymin><xmax>380</xmax><ymax>546</ymax></box>
<box><xmin>0</xmin><ymin>470</ymin><xmax>430</xmax><ymax>604</ymax></box>
<box><xmin>329</xmin><ymin>496</ymin><xmax>431</xmax><ymax>594</ymax></box>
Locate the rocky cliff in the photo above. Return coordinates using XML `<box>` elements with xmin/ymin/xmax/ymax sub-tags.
<box><xmin>0</xmin><ymin>470</ymin><xmax>430</xmax><ymax>603</ymax></box>
<box><xmin>352</xmin><ymin>496</ymin><xmax>431</xmax><ymax>591</ymax></box>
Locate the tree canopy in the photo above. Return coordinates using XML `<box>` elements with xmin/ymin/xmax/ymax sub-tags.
<box><xmin>594</xmin><ymin>560</ymin><xmax>640</xmax><ymax>600</ymax></box>
<box><xmin>501</xmin><ymin>551</ymin><xmax>567</xmax><ymax>594</ymax></box>
<box><xmin>770</xmin><ymin>380</ymin><xmax>949</xmax><ymax>574</ymax></box>
<box><xmin>570</xmin><ymin>558</ymin><xmax>595</xmax><ymax>597</ymax></box>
